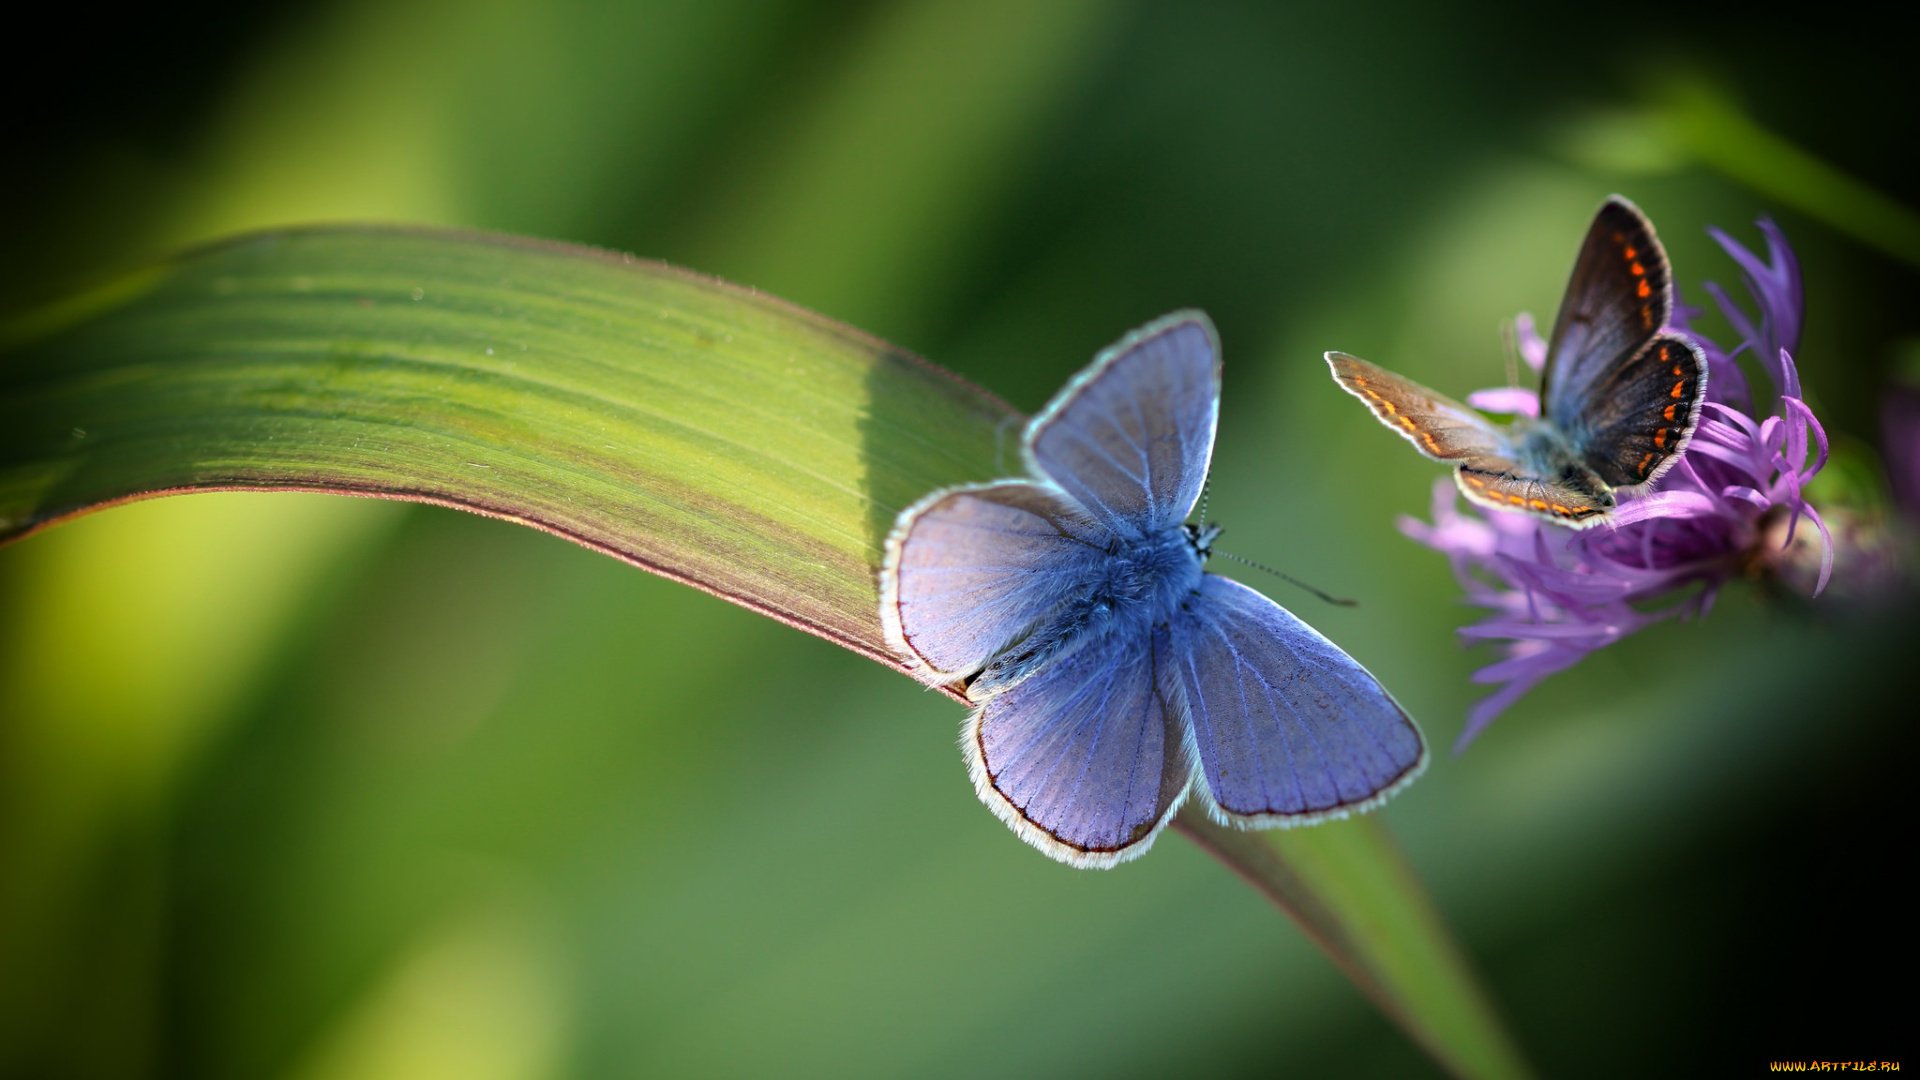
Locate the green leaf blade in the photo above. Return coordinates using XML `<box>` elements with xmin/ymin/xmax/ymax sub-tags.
<box><xmin>1177</xmin><ymin>812</ymin><xmax>1534</xmax><ymax>1080</ymax></box>
<box><xmin>2</xmin><ymin>227</ymin><xmax>1015</xmax><ymax>669</ymax></box>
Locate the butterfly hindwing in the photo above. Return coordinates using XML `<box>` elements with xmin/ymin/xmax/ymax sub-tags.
<box><xmin>1026</xmin><ymin>312</ymin><xmax>1220</xmax><ymax>539</ymax></box>
<box><xmin>1543</xmin><ymin>196</ymin><xmax>1673</xmax><ymax>431</ymax></box>
<box><xmin>1569</xmin><ymin>332</ymin><xmax>1708</xmax><ymax>488</ymax></box>
<box><xmin>965</xmin><ymin>624</ymin><xmax>1192</xmax><ymax>867</ymax></box>
<box><xmin>1170</xmin><ymin>576</ymin><xmax>1425</xmax><ymax>823</ymax></box>
<box><xmin>1454</xmin><ymin>455</ymin><xmax>1614</xmax><ymax>523</ymax></box>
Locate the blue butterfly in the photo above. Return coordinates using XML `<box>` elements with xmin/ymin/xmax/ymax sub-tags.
<box><xmin>881</xmin><ymin>312</ymin><xmax>1427</xmax><ymax>867</ymax></box>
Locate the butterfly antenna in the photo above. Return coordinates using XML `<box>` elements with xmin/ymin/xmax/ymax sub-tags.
<box><xmin>1215</xmin><ymin>550</ymin><xmax>1357</xmax><ymax>607</ymax></box>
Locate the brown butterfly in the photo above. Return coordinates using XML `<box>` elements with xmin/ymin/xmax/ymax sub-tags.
<box><xmin>1328</xmin><ymin>196</ymin><xmax>1708</xmax><ymax>528</ymax></box>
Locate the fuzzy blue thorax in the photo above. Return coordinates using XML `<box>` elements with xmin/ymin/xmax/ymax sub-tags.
<box><xmin>966</xmin><ymin>523</ymin><xmax>1208</xmax><ymax>700</ymax></box>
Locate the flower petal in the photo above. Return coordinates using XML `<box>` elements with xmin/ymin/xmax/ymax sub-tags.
<box><xmin>1607</xmin><ymin>491</ymin><xmax>1721</xmax><ymax>526</ymax></box>
<box><xmin>1460</xmin><ymin>620</ymin><xmax>1627</xmax><ymax>642</ymax></box>
<box><xmin>1804</xmin><ymin>502</ymin><xmax>1835</xmax><ymax>596</ymax></box>
<box><xmin>1784</xmin><ymin>392</ymin><xmax>1828</xmax><ymax>481</ymax></box>
<box><xmin>1514</xmin><ymin>312</ymin><xmax>1547</xmax><ymax>372</ymax></box>
<box><xmin>1465</xmin><ymin>386</ymin><xmax>1540</xmax><ymax>417</ymax></box>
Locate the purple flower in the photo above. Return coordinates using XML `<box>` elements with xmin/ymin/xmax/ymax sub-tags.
<box><xmin>1402</xmin><ymin>218</ymin><xmax>1832</xmax><ymax>750</ymax></box>
<box><xmin>1706</xmin><ymin>218</ymin><xmax>1803</xmax><ymax>409</ymax></box>
<box><xmin>1670</xmin><ymin>216</ymin><xmax>1803</xmax><ymax>415</ymax></box>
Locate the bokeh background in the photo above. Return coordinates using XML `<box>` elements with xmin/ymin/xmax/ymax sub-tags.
<box><xmin>3</xmin><ymin>1</ymin><xmax>1914</xmax><ymax>1076</ymax></box>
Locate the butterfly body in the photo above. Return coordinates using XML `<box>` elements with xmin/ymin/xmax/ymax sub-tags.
<box><xmin>1501</xmin><ymin>417</ymin><xmax>1612</xmax><ymax>503</ymax></box>
<box><xmin>966</xmin><ymin>519</ymin><xmax>1206</xmax><ymax>699</ymax></box>
<box><xmin>1328</xmin><ymin>196</ymin><xmax>1708</xmax><ymax>528</ymax></box>
<box><xmin>881</xmin><ymin>312</ymin><xmax>1426</xmax><ymax>868</ymax></box>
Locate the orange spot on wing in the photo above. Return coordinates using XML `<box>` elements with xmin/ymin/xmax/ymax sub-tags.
<box><xmin>1631</xmin><ymin>261</ymin><xmax>1645</xmax><ymax>276</ymax></box>
<box><xmin>1664</xmin><ymin>404</ymin><xmax>1676</xmax><ymax>421</ymax></box>
<box><xmin>1670</xmin><ymin>380</ymin><xmax>1686</xmax><ymax>399</ymax></box>
<box><xmin>1398</xmin><ymin>416</ymin><xmax>1417</xmax><ymax>431</ymax></box>
<box><xmin>1624</xmin><ymin>244</ymin><xmax>1638</xmax><ymax>258</ymax></box>
<box><xmin>1507</xmin><ymin>494</ymin><xmax>1526</xmax><ymax>505</ymax></box>
<box><xmin>1529</xmin><ymin>499</ymin><xmax>1549</xmax><ymax>510</ymax></box>
<box><xmin>1382</xmin><ymin>401</ymin><xmax>1398</xmax><ymax>414</ymax></box>
<box><xmin>1639</xmin><ymin>452</ymin><xmax>1654</xmax><ymax>474</ymax></box>
<box><xmin>1354</xmin><ymin>376</ymin><xmax>1369</xmax><ymax>386</ymax></box>
<box><xmin>1654</xmin><ymin>429</ymin><xmax>1667</xmax><ymax>448</ymax></box>
<box><xmin>1636</xmin><ymin>280</ymin><xmax>1651</xmax><ymax>298</ymax></box>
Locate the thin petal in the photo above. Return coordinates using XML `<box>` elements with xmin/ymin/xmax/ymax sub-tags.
<box><xmin>1804</xmin><ymin>502</ymin><xmax>1834</xmax><ymax>596</ymax></box>
<box><xmin>1755</xmin><ymin>217</ymin><xmax>1805</xmax><ymax>357</ymax></box>
<box><xmin>1515</xmin><ymin>312</ymin><xmax>1548</xmax><ymax>371</ymax></box>
<box><xmin>1784</xmin><ymin>393</ymin><xmax>1828</xmax><ymax>481</ymax></box>
<box><xmin>1683</xmin><ymin>438</ymin><xmax>1768</xmax><ymax>484</ymax></box>
<box><xmin>1703</xmin><ymin>278</ymin><xmax>1762</xmax><ymax>362</ymax></box>
<box><xmin>1466</xmin><ymin>386</ymin><xmax>1541</xmax><ymax>417</ymax></box>
<box><xmin>1776</xmin><ymin>346</ymin><xmax>1803</xmax><ymax>402</ymax></box>
<box><xmin>1460</xmin><ymin>620</ymin><xmax>1627</xmax><ymax>642</ymax></box>
<box><xmin>1471</xmin><ymin>644</ymin><xmax>1590</xmax><ymax>685</ymax></box>
<box><xmin>1608</xmin><ymin>491</ymin><xmax>1721</xmax><ymax>526</ymax></box>
<box><xmin>1702</xmin><ymin>402</ymin><xmax>1764</xmax><ymax>440</ymax></box>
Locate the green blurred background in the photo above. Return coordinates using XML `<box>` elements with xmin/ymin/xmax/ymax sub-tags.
<box><xmin>3</xmin><ymin>1</ymin><xmax>1914</xmax><ymax>1076</ymax></box>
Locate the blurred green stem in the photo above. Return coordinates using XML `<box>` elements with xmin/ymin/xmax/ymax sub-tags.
<box><xmin>1651</xmin><ymin>80</ymin><xmax>1920</xmax><ymax>267</ymax></box>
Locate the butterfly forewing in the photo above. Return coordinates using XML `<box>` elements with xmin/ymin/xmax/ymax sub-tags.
<box><xmin>1327</xmin><ymin>353</ymin><xmax>1509</xmax><ymax>461</ymax></box>
<box><xmin>1026</xmin><ymin>313</ymin><xmax>1220</xmax><ymax>539</ymax></box>
<box><xmin>1574</xmin><ymin>333</ymin><xmax>1708</xmax><ymax>488</ymax></box>
<box><xmin>1171</xmin><ymin>577</ymin><xmax>1425</xmax><ymax>823</ymax></box>
<box><xmin>1329</xmin><ymin>353</ymin><xmax>1613</xmax><ymax>524</ymax></box>
<box><xmin>883</xmin><ymin>482</ymin><xmax>1110</xmax><ymax>681</ymax></box>
<box><xmin>1543</xmin><ymin>196</ymin><xmax>1673</xmax><ymax>430</ymax></box>
<box><xmin>965</xmin><ymin>625</ymin><xmax>1192</xmax><ymax>867</ymax></box>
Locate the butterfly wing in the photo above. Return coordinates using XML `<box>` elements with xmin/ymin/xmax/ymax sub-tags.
<box><xmin>882</xmin><ymin>481</ymin><xmax>1109</xmax><ymax>684</ymax></box>
<box><xmin>1170</xmin><ymin>576</ymin><xmax>1425</xmax><ymax>825</ymax></box>
<box><xmin>1327</xmin><ymin>352</ymin><xmax>1510</xmax><ymax>462</ymax></box>
<box><xmin>1451</xmin><ymin>456</ymin><xmax>1613</xmax><ymax>524</ymax></box>
<box><xmin>964</xmin><ymin>623</ymin><xmax>1192</xmax><ymax>867</ymax></box>
<box><xmin>1541</xmin><ymin>196</ymin><xmax>1673</xmax><ymax>430</ymax></box>
<box><xmin>1025</xmin><ymin>311</ymin><xmax>1220</xmax><ymax>540</ymax></box>
<box><xmin>1567</xmin><ymin>332</ymin><xmax>1708</xmax><ymax>489</ymax></box>
<box><xmin>1326</xmin><ymin>352</ymin><xmax>1612</xmax><ymax>523</ymax></box>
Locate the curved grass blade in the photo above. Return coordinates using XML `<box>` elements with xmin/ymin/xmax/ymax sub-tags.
<box><xmin>1</xmin><ymin>226</ymin><xmax>1015</xmax><ymax>678</ymax></box>
<box><xmin>0</xmin><ymin>225</ymin><xmax>1529</xmax><ymax>1079</ymax></box>
<box><xmin>1176</xmin><ymin>809</ymin><xmax>1532</xmax><ymax>1080</ymax></box>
